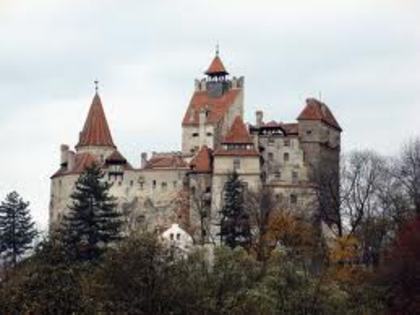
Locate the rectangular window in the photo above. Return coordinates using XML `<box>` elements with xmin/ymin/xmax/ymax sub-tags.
<box><xmin>268</xmin><ymin>152</ymin><xmax>274</xmax><ymax>161</ymax></box>
<box><xmin>192</xmin><ymin>132</ymin><xmax>199</xmax><ymax>137</ymax></box>
<box><xmin>284</xmin><ymin>139</ymin><xmax>290</xmax><ymax>147</ymax></box>
<box><xmin>233</xmin><ymin>158</ymin><xmax>241</xmax><ymax>171</ymax></box>
<box><xmin>290</xmin><ymin>194</ymin><xmax>297</xmax><ymax>204</ymax></box>
<box><xmin>292</xmin><ymin>171</ymin><xmax>298</xmax><ymax>182</ymax></box>
<box><xmin>161</xmin><ymin>182</ymin><xmax>167</xmax><ymax>191</ymax></box>
<box><xmin>152</xmin><ymin>180</ymin><xmax>157</xmax><ymax>189</ymax></box>
<box><xmin>275</xmin><ymin>171</ymin><xmax>281</xmax><ymax>179</ymax></box>
<box><xmin>268</xmin><ymin>138</ymin><xmax>275</xmax><ymax>146</ymax></box>
<box><xmin>283</xmin><ymin>152</ymin><xmax>289</xmax><ymax>162</ymax></box>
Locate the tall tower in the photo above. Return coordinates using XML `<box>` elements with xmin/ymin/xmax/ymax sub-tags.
<box><xmin>49</xmin><ymin>87</ymin><xmax>127</xmax><ymax>227</ymax></box>
<box><xmin>181</xmin><ymin>49</ymin><xmax>245</xmax><ymax>155</ymax></box>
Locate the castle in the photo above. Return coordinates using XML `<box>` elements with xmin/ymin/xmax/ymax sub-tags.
<box><xmin>49</xmin><ymin>50</ymin><xmax>342</xmax><ymax>241</ymax></box>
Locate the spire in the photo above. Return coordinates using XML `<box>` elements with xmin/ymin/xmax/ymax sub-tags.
<box><xmin>76</xmin><ymin>89</ymin><xmax>116</xmax><ymax>149</ymax></box>
<box><xmin>205</xmin><ymin>46</ymin><xmax>229</xmax><ymax>77</ymax></box>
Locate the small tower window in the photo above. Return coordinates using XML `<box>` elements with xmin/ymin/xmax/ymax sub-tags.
<box><xmin>176</xmin><ymin>233</ymin><xmax>181</xmax><ymax>240</ymax></box>
<box><xmin>283</xmin><ymin>152</ymin><xmax>290</xmax><ymax>162</ymax></box>
<box><xmin>192</xmin><ymin>133</ymin><xmax>199</xmax><ymax>137</ymax></box>
<box><xmin>284</xmin><ymin>139</ymin><xmax>290</xmax><ymax>147</ymax></box>
<box><xmin>152</xmin><ymin>180</ymin><xmax>157</xmax><ymax>189</ymax></box>
<box><xmin>206</xmin><ymin>132</ymin><xmax>213</xmax><ymax>137</ymax></box>
<box><xmin>290</xmin><ymin>194</ymin><xmax>297</xmax><ymax>204</ymax></box>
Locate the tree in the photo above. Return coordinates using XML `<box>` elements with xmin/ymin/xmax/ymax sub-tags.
<box><xmin>0</xmin><ymin>236</ymin><xmax>90</xmax><ymax>314</ymax></box>
<box><xmin>394</xmin><ymin>137</ymin><xmax>420</xmax><ymax>216</ymax></box>
<box><xmin>245</xmin><ymin>187</ymin><xmax>277</xmax><ymax>262</ymax></box>
<box><xmin>218</xmin><ymin>171</ymin><xmax>251</xmax><ymax>249</ymax></box>
<box><xmin>379</xmin><ymin>215</ymin><xmax>420</xmax><ymax>313</ymax></box>
<box><xmin>61</xmin><ymin>163</ymin><xmax>122</xmax><ymax>262</ymax></box>
<box><xmin>0</xmin><ymin>191</ymin><xmax>37</xmax><ymax>267</ymax></box>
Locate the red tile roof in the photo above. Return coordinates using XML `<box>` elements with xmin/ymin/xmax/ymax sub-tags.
<box><xmin>52</xmin><ymin>150</ymin><xmax>133</xmax><ymax>178</ymax></box>
<box><xmin>215</xmin><ymin>116</ymin><xmax>259</xmax><ymax>157</ymax></box>
<box><xmin>144</xmin><ymin>154</ymin><xmax>188</xmax><ymax>170</ymax></box>
<box><xmin>205</xmin><ymin>55</ymin><xmax>228</xmax><ymax>76</ymax></box>
<box><xmin>297</xmin><ymin>98</ymin><xmax>342</xmax><ymax>131</ymax></box>
<box><xmin>105</xmin><ymin>150</ymin><xmax>134</xmax><ymax>170</ymax></box>
<box><xmin>51</xmin><ymin>153</ymin><xmax>97</xmax><ymax>178</ymax></box>
<box><xmin>190</xmin><ymin>146</ymin><xmax>213</xmax><ymax>173</ymax></box>
<box><xmin>76</xmin><ymin>93</ymin><xmax>116</xmax><ymax>148</ymax></box>
<box><xmin>182</xmin><ymin>89</ymin><xmax>240</xmax><ymax>126</ymax></box>
<box><xmin>222</xmin><ymin>116</ymin><xmax>253</xmax><ymax>144</ymax></box>
<box><xmin>106</xmin><ymin>150</ymin><xmax>127</xmax><ymax>163</ymax></box>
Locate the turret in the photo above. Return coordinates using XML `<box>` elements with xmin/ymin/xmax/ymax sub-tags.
<box><xmin>74</xmin><ymin>83</ymin><xmax>118</xmax><ymax>161</ymax></box>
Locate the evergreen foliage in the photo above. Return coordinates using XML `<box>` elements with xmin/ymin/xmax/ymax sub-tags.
<box><xmin>61</xmin><ymin>163</ymin><xmax>122</xmax><ymax>262</ymax></box>
<box><xmin>0</xmin><ymin>191</ymin><xmax>37</xmax><ymax>267</ymax></box>
<box><xmin>219</xmin><ymin>171</ymin><xmax>251</xmax><ymax>249</ymax></box>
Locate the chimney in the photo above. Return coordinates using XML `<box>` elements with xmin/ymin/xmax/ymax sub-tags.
<box><xmin>141</xmin><ymin>152</ymin><xmax>148</xmax><ymax>168</ymax></box>
<box><xmin>67</xmin><ymin>151</ymin><xmax>75</xmax><ymax>171</ymax></box>
<box><xmin>60</xmin><ymin>144</ymin><xmax>69</xmax><ymax>167</ymax></box>
<box><xmin>256</xmin><ymin>110</ymin><xmax>263</xmax><ymax>127</ymax></box>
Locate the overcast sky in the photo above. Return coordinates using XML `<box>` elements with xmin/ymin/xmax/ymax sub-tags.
<box><xmin>0</xmin><ymin>0</ymin><xmax>419</xmax><ymax>230</ymax></box>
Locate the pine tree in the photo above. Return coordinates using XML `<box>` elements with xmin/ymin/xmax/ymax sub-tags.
<box><xmin>218</xmin><ymin>171</ymin><xmax>251</xmax><ymax>249</ymax></box>
<box><xmin>61</xmin><ymin>163</ymin><xmax>122</xmax><ymax>262</ymax></box>
<box><xmin>0</xmin><ymin>191</ymin><xmax>37</xmax><ymax>267</ymax></box>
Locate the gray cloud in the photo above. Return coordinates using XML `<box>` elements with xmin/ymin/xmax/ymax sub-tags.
<box><xmin>0</xmin><ymin>0</ymin><xmax>418</xmax><ymax>229</ymax></box>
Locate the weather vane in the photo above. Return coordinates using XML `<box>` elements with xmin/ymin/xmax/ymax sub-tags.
<box><xmin>216</xmin><ymin>42</ymin><xmax>220</xmax><ymax>56</ymax></box>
